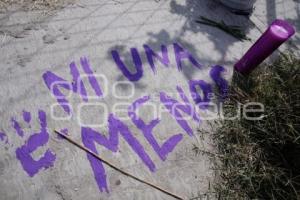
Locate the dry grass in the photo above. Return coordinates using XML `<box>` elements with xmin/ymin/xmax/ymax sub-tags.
<box><xmin>0</xmin><ymin>0</ymin><xmax>74</xmax><ymax>10</ymax></box>
<box><xmin>213</xmin><ymin>54</ymin><xmax>300</xmax><ymax>199</ymax></box>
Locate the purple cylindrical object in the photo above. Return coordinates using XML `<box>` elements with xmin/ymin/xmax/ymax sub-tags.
<box><xmin>234</xmin><ymin>19</ymin><xmax>295</xmax><ymax>75</ymax></box>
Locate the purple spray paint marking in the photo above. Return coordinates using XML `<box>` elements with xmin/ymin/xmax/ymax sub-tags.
<box><xmin>43</xmin><ymin>64</ymin><xmax>86</xmax><ymax>114</ymax></box>
<box><xmin>173</xmin><ymin>43</ymin><xmax>202</xmax><ymax>71</ymax></box>
<box><xmin>144</xmin><ymin>44</ymin><xmax>170</xmax><ymax>73</ymax></box>
<box><xmin>189</xmin><ymin>80</ymin><xmax>213</xmax><ymax>110</ymax></box>
<box><xmin>160</xmin><ymin>86</ymin><xmax>200</xmax><ymax>136</ymax></box>
<box><xmin>57</xmin><ymin>128</ymin><xmax>69</xmax><ymax>140</ymax></box>
<box><xmin>80</xmin><ymin>57</ymin><xmax>103</xmax><ymax>97</ymax></box>
<box><xmin>14</xmin><ymin>110</ymin><xmax>56</xmax><ymax>177</ymax></box>
<box><xmin>23</xmin><ymin>110</ymin><xmax>31</xmax><ymax>123</ymax></box>
<box><xmin>128</xmin><ymin>96</ymin><xmax>183</xmax><ymax>161</ymax></box>
<box><xmin>70</xmin><ymin>61</ymin><xmax>88</xmax><ymax>101</ymax></box>
<box><xmin>210</xmin><ymin>65</ymin><xmax>228</xmax><ymax>100</ymax></box>
<box><xmin>81</xmin><ymin>113</ymin><xmax>155</xmax><ymax>193</ymax></box>
<box><xmin>111</xmin><ymin>48</ymin><xmax>143</xmax><ymax>82</ymax></box>
<box><xmin>0</xmin><ymin>132</ymin><xmax>8</xmax><ymax>144</ymax></box>
<box><xmin>43</xmin><ymin>57</ymin><xmax>103</xmax><ymax>114</ymax></box>
<box><xmin>11</xmin><ymin>118</ymin><xmax>24</xmax><ymax>137</ymax></box>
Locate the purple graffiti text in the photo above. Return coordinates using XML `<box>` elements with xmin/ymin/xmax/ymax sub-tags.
<box><xmin>43</xmin><ymin>57</ymin><xmax>102</xmax><ymax>114</ymax></box>
<box><xmin>111</xmin><ymin>43</ymin><xmax>202</xmax><ymax>82</ymax></box>
<box><xmin>81</xmin><ymin>113</ymin><xmax>156</xmax><ymax>193</ymax></box>
<box><xmin>128</xmin><ymin>95</ymin><xmax>183</xmax><ymax>161</ymax></box>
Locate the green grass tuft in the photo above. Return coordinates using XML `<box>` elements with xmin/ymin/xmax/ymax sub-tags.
<box><xmin>214</xmin><ymin>54</ymin><xmax>300</xmax><ymax>199</ymax></box>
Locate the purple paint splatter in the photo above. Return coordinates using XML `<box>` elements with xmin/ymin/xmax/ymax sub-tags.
<box><xmin>81</xmin><ymin>113</ymin><xmax>155</xmax><ymax>192</ymax></box>
<box><xmin>22</xmin><ymin>110</ymin><xmax>31</xmax><ymax>123</ymax></box>
<box><xmin>0</xmin><ymin>132</ymin><xmax>8</xmax><ymax>144</ymax></box>
<box><xmin>14</xmin><ymin>110</ymin><xmax>56</xmax><ymax>177</ymax></box>
<box><xmin>11</xmin><ymin>118</ymin><xmax>24</xmax><ymax>137</ymax></box>
<box><xmin>128</xmin><ymin>95</ymin><xmax>182</xmax><ymax>161</ymax></box>
<box><xmin>0</xmin><ymin>132</ymin><xmax>5</xmax><ymax>141</ymax></box>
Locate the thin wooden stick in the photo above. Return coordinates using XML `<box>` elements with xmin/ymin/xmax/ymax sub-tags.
<box><xmin>54</xmin><ymin>130</ymin><xmax>185</xmax><ymax>200</ymax></box>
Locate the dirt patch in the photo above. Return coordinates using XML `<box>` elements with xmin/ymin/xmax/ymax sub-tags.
<box><xmin>0</xmin><ymin>0</ymin><xmax>75</xmax><ymax>10</ymax></box>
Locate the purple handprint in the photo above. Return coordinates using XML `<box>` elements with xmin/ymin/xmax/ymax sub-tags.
<box><xmin>11</xmin><ymin>110</ymin><xmax>56</xmax><ymax>177</ymax></box>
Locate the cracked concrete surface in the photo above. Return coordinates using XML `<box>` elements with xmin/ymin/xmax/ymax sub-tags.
<box><xmin>0</xmin><ymin>0</ymin><xmax>299</xmax><ymax>199</ymax></box>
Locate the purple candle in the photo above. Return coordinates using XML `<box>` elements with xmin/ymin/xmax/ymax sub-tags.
<box><xmin>235</xmin><ymin>19</ymin><xmax>295</xmax><ymax>75</ymax></box>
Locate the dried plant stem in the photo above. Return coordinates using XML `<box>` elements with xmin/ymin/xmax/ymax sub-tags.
<box><xmin>54</xmin><ymin>130</ymin><xmax>185</xmax><ymax>200</ymax></box>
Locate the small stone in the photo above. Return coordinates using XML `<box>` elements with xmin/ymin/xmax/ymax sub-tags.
<box><xmin>63</xmin><ymin>35</ymin><xmax>70</xmax><ymax>40</ymax></box>
<box><xmin>115</xmin><ymin>180</ymin><xmax>121</xmax><ymax>186</ymax></box>
<box><xmin>43</xmin><ymin>34</ymin><xmax>56</xmax><ymax>44</ymax></box>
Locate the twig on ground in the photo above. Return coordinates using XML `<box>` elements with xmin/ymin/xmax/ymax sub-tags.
<box><xmin>54</xmin><ymin>130</ymin><xmax>185</xmax><ymax>200</ymax></box>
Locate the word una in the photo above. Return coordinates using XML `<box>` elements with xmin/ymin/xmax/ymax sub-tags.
<box><xmin>112</xmin><ymin>43</ymin><xmax>202</xmax><ymax>81</ymax></box>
